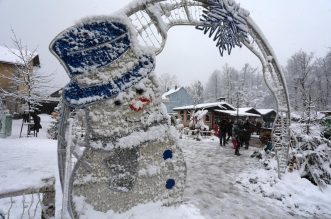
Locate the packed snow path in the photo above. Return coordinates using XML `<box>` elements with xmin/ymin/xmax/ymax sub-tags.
<box><xmin>181</xmin><ymin>138</ymin><xmax>304</xmax><ymax>219</ymax></box>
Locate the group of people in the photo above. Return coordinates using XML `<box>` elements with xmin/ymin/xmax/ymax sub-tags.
<box><xmin>218</xmin><ymin>118</ymin><xmax>254</xmax><ymax>156</ymax></box>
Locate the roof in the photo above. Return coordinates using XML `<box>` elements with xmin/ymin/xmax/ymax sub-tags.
<box><xmin>0</xmin><ymin>46</ymin><xmax>38</xmax><ymax>66</ymax></box>
<box><xmin>161</xmin><ymin>87</ymin><xmax>182</xmax><ymax>100</ymax></box>
<box><xmin>237</xmin><ymin>107</ymin><xmax>260</xmax><ymax>115</ymax></box>
<box><xmin>215</xmin><ymin>109</ymin><xmax>261</xmax><ymax>117</ymax></box>
<box><xmin>173</xmin><ymin>101</ymin><xmax>236</xmax><ymax>111</ymax></box>
<box><xmin>256</xmin><ymin>109</ymin><xmax>276</xmax><ymax>115</ymax></box>
<box><xmin>238</xmin><ymin>107</ymin><xmax>254</xmax><ymax>112</ymax></box>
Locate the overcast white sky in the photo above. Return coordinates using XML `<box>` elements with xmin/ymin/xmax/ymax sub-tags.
<box><xmin>0</xmin><ymin>0</ymin><xmax>331</xmax><ymax>93</ymax></box>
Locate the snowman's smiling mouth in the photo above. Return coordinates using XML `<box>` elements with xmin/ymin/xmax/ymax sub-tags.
<box><xmin>129</xmin><ymin>97</ymin><xmax>151</xmax><ymax>112</ymax></box>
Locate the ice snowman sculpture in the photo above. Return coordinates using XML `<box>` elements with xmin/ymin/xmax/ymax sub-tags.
<box><xmin>50</xmin><ymin>17</ymin><xmax>186</xmax><ymax>217</ymax></box>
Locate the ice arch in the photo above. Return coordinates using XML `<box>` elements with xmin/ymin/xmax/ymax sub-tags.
<box><xmin>121</xmin><ymin>0</ymin><xmax>292</xmax><ymax>178</ymax></box>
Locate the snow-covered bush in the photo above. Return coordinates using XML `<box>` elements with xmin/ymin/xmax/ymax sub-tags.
<box><xmin>321</xmin><ymin>116</ymin><xmax>331</xmax><ymax>140</ymax></box>
<box><xmin>47</xmin><ymin>95</ymin><xmax>62</xmax><ymax>139</ymax></box>
<box><xmin>295</xmin><ymin>137</ymin><xmax>331</xmax><ymax>187</ymax></box>
<box><xmin>290</xmin><ymin>111</ymin><xmax>331</xmax><ymax>188</ymax></box>
<box><xmin>47</xmin><ymin>106</ymin><xmax>60</xmax><ymax>140</ymax></box>
<box><xmin>188</xmin><ymin>110</ymin><xmax>209</xmax><ymax>131</ymax></box>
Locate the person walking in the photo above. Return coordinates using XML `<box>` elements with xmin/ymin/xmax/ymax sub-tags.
<box><xmin>218</xmin><ymin>119</ymin><xmax>227</xmax><ymax>146</ymax></box>
<box><xmin>226</xmin><ymin>119</ymin><xmax>233</xmax><ymax>143</ymax></box>
<box><xmin>232</xmin><ymin>121</ymin><xmax>241</xmax><ymax>156</ymax></box>
<box><xmin>31</xmin><ymin>112</ymin><xmax>42</xmax><ymax>137</ymax></box>
<box><xmin>255</xmin><ymin>120</ymin><xmax>262</xmax><ymax>135</ymax></box>
<box><xmin>243</xmin><ymin>119</ymin><xmax>251</xmax><ymax>149</ymax></box>
<box><xmin>237</xmin><ymin>119</ymin><xmax>244</xmax><ymax>148</ymax></box>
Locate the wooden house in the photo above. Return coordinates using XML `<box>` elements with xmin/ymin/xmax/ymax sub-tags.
<box><xmin>173</xmin><ymin>102</ymin><xmax>263</xmax><ymax>132</ymax></box>
<box><xmin>256</xmin><ymin>109</ymin><xmax>277</xmax><ymax>128</ymax></box>
<box><xmin>161</xmin><ymin>86</ymin><xmax>193</xmax><ymax>114</ymax></box>
<box><xmin>36</xmin><ymin>89</ymin><xmax>61</xmax><ymax>114</ymax></box>
<box><xmin>173</xmin><ymin>101</ymin><xmax>236</xmax><ymax>132</ymax></box>
<box><xmin>0</xmin><ymin>46</ymin><xmax>40</xmax><ymax>114</ymax></box>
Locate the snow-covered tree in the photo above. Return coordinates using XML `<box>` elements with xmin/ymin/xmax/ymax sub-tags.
<box><xmin>157</xmin><ymin>73</ymin><xmax>179</xmax><ymax>94</ymax></box>
<box><xmin>312</xmin><ymin>51</ymin><xmax>331</xmax><ymax>110</ymax></box>
<box><xmin>220</xmin><ymin>63</ymin><xmax>238</xmax><ymax>104</ymax></box>
<box><xmin>0</xmin><ymin>32</ymin><xmax>53</xmax><ymax>114</ymax></box>
<box><xmin>186</xmin><ymin>80</ymin><xmax>204</xmax><ymax>105</ymax></box>
<box><xmin>290</xmin><ymin>117</ymin><xmax>331</xmax><ymax>188</ymax></box>
<box><xmin>189</xmin><ymin>109</ymin><xmax>209</xmax><ymax>141</ymax></box>
<box><xmin>47</xmin><ymin>93</ymin><xmax>62</xmax><ymax>140</ymax></box>
<box><xmin>204</xmin><ymin>70</ymin><xmax>222</xmax><ymax>102</ymax></box>
<box><xmin>285</xmin><ymin>50</ymin><xmax>315</xmax><ymax>111</ymax></box>
<box><xmin>0</xmin><ymin>99</ymin><xmax>5</xmax><ymax>114</ymax></box>
<box><xmin>238</xmin><ymin>63</ymin><xmax>258</xmax><ymax>107</ymax></box>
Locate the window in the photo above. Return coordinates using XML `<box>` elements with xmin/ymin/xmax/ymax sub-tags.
<box><xmin>186</xmin><ymin>111</ymin><xmax>190</xmax><ymax>121</ymax></box>
<box><xmin>180</xmin><ymin>111</ymin><xmax>184</xmax><ymax>121</ymax></box>
<box><xmin>205</xmin><ymin>114</ymin><xmax>210</xmax><ymax>122</ymax></box>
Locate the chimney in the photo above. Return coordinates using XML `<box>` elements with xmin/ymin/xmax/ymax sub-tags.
<box><xmin>175</xmin><ymin>85</ymin><xmax>178</xmax><ymax>90</ymax></box>
<box><xmin>218</xmin><ymin>97</ymin><xmax>226</xmax><ymax>102</ymax></box>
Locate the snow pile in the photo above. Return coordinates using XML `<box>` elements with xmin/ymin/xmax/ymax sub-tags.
<box><xmin>73</xmin><ymin>199</ymin><xmax>204</xmax><ymax>219</ymax></box>
<box><xmin>236</xmin><ymin>160</ymin><xmax>331</xmax><ymax>218</ymax></box>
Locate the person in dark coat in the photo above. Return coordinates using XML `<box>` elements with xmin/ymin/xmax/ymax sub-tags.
<box><xmin>31</xmin><ymin>112</ymin><xmax>42</xmax><ymax>137</ymax></box>
<box><xmin>226</xmin><ymin>119</ymin><xmax>233</xmax><ymax>142</ymax></box>
<box><xmin>218</xmin><ymin>119</ymin><xmax>228</xmax><ymax>146</ymax></box>
<box><xmin>243</xmin><ymin>119</ymin><xmax>251</xmax><ymax>149</ymax></box>
<box><xmin>232</xmin><ymin>121</ymin><xmax>241</xmax><ymax>156</ymax></box>
<box><xmin>255</xmin><ymin>120</ymin><xmax>262</xmax><ymax>135</ymax></box>
<box><xmin>237</xmin><ymin>120</ymin><xmax>244</xmax><ymax>148</ymax></box>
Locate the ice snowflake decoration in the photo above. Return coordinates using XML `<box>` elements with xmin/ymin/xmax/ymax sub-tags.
<box><xmin>196</xmin><ymin>0</ymin><xmax>250</xmax><ymax>56</ymax></box>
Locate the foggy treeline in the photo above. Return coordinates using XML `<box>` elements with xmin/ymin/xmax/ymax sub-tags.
<box><xmin>178</xmin><ymin>49</ymin><xmax>331</xmax><ymax>111</ymax></box>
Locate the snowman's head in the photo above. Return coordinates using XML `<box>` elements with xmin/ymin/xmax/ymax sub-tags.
<box><xmin>87</xmin><ymin>74</ymin><xmax>166</xmax><ymax>144</ymax></box>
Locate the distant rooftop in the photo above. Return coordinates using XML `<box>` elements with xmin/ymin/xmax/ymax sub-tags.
<box><xmin>161</xmin><ymin>87</ymin><xmax>182</xmax><ymax>100</ymax></box>
<box><xmin>0</xmin><ymin>46</ymin><xmax>39</xmax><ymax>66</ymax></box>
<box><xmin>173</xmin><ymin>101</ymin><xmax>236</xmax><ymax>111</ymax></box>
<box><xmin>215</xmin><ymin>109</ymin><xmax>261</xmax><ymax>117</ymax></box>
<box><xmin>256</xmin><ymin>109</ymin><xmax>276</xmax><ymax>115</ymax></box>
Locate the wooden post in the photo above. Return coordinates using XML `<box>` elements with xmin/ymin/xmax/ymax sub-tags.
<box><xmin>41</xmin><ymin>177</ymin><xmax>56</xmax><ymax>219</ymax></box>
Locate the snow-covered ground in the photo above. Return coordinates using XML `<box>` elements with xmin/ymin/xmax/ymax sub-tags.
<box><xmin>0</xmin><ymin>115</ymin><xmax>331</xmax><ymax>218</ymax></box>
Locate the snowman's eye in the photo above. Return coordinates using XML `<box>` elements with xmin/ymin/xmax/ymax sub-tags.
<box><xmin>114</xmin><ymin>100</ymin><xmax>122</xmax><ymax>106</ymax></box>
<box><xmin>136</xmin><ymin>89</ymin><xmax>145</xmax><ymax>95</ymax></box>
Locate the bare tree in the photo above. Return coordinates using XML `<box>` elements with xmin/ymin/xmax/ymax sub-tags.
<box><xmin>285</xmin><ymin>50</ymin><xmax>315</xmax><ymax>111</ymax></box>
<box><xmin>0</xmin><ymin>30</ymin><xmax>53</xmax><ymax>113</ymax></box>
<box><xmin>186</xmin><ymin>80</ymin><xmax>204</xmax><ymax>105</ymax></box>
<box><xmin>220</xmin><ymin>63</ymin><xmax>238</xmax><ymax>104</ymax></box>
<box><xmin>157</xmin><ymin>73</ymin><xmax>179</xmax><ymax>94</ymax></box>
<box><xmin>238</xmin><ymin>63</ymin><xmax>258</xmax><ymax>107</ymax></box>
<box><xmin>204</xmin><ymin>70</ymin><xmax>222</xmax><ymax>102</ymax></box>
<box><xmin>313</xmin><ymin>50</ymin><xmax>331</xmax><ymax>110</ymax></box>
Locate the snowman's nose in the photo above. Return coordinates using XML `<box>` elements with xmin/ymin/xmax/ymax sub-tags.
<box><xmin>129</xmin><ymin>97</ymin><xmax>151</xmax><ymax>112</ymax></box>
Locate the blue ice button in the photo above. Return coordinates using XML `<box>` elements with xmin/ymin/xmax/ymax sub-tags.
<box><xmin>165</xmin><ymin>179</ymin><xmax>175</xmax><ymax>189</ymax></box>
<box><xmin>163</xmin><ymin>149</ymin><xmax>173</xmax><ymax>160</ymax></box>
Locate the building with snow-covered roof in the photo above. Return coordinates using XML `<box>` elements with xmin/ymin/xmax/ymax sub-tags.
<box><xmin>173</xmin><ymin>102</ymin><xmax>269</xmax><ymax>132</ymax></box>
<box><xmin>0</xmin><ymin>46</ymin><xmax>40</xmax><ymax>114</ymax></box>
<box><xmin>256</xmin><ymin>108</ymin><xmax>277</xmax><ymax>128</ymax></box>
<box><xmin>173</xmin><ymin>101</ymin><xmax>236</xmax><ymax>131</ymax></box>
<box><xmin>161</xmin><ymin>86</ymin><xmax>193</xmax><ymax>114</ymax></box>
